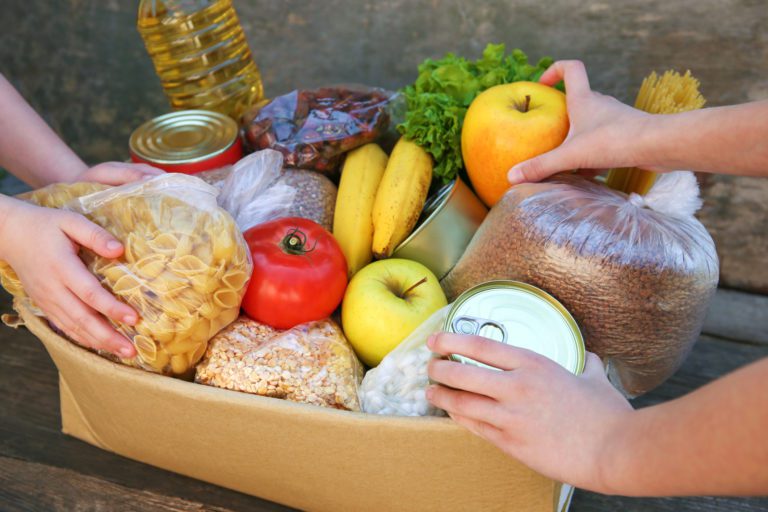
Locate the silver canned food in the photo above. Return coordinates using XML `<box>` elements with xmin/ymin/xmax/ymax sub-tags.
<box><xmin>392</xmin><ymin>177</ymin><xmax>487</xmax><ymax>280</ymax></box>
<box><xmin>444</xmin><ymin>280</ymin><xmax>585</xmax><ymax>374</ymax></box>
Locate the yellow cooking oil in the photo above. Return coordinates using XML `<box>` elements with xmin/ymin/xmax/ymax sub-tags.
<box><xmin>137</xmin><ymin>0</ymin><xmax>264</xmax><ymax>120</ymax></box>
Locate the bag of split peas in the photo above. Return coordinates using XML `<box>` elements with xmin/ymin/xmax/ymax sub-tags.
<box><xmin>0</xmin><ymin>174</ymin><xmax>252</xmax><ymax>377</ymax></box>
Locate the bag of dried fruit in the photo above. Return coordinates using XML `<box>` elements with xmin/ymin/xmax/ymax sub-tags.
<box><xmin>441</xmin><ymin>172</ymin><xmax>719</xmax><ymax>397</ymax></box>
<box><xmin>242</xmin><ymin>86</ymin><xmax>401</xmax><ymax>176</ymax></box>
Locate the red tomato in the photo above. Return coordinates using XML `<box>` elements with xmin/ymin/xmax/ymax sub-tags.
<box><xmin>242</xmin><ymin>217</ymin><xmax>348</xmax><ymax>329</ymax></box>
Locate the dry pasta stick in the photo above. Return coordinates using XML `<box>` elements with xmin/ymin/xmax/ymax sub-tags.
<box><xmin>605</xmin><ymin>70</ymin><xmax>706</xmax><ymax>195</ymax></box>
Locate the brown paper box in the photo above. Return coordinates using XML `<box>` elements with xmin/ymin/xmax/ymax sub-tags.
<box><xmin>18</xmin><ymin>301</ymin><xmax>572</xmax><ymax>512</ymax></box>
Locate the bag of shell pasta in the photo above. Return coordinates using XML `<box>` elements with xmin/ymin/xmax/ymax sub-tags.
<box><xmin>442</xmin><ymin>172</ymin><xmax>719</xmax><ymax>397</ymax></box>
<box><xmin>359</xmin><ymin>306</ymin><xmax>449</xmax><ymax>417</ymax></box>
<box><xmin>0</xmin><ymin>174</ymin><xmax>252</xmax><ymax>377</ymax></box>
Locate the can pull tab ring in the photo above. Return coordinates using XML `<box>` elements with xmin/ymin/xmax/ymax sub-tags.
<box><xmin>451</xmin><ymin>315</ymin><xmax>508</xmax><ymax>343</ymax></box>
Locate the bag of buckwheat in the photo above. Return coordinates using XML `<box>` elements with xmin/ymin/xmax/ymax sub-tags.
<box><xmin>441</xmin><ymin>172</ymin><xmax>719</xmax><ymax>397</ymax></box>
<box><xmin>195</xmin><ymin>316</ymin><xmax>363</xmax><ymax>411</ymax></box>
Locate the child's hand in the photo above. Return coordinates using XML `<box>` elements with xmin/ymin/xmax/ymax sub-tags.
<box><xmin>426</xmin><ymin>332</ymin><xmax>633</xmax><ymax>493</ymax></box>
<box><xmin>0</xmin><ymin>197</ymin><xmax>137</xmax><ymax>357</ymax></box>
<box><xmin>72</xmin><ymin>161</ymin><xmax>164</xmax><ymax>186</ymax></box>
<box><xmin>508</xmin><ymin>60</ymin><xmax>655</xmax><ymax>185</ymax></box>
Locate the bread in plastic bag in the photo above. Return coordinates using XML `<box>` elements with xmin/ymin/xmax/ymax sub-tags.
<box><xmin>441</xmin><ymin>172</ymin><xmax>719</xmax><ymax>397</ymax></box>
<box><xmin>243</xmin><ymin>86</ymin><xmax>399</xmax><ymax>175</ymax></box>
<box><xmin>359</xmin><ymin>306</ymin><xmax>450</xmax><ymax>417</ymax></box>
<box><xmin>0</xmin><ymin>174</ymin><xmax>252</xmax><ymax>376</ymax></box>
<box><xmin>195</xmin><ymin>316</ymin><xmax>363</xmax><ymax>410</ymax></box>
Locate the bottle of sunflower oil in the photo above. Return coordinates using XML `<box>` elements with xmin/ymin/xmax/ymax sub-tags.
<box><xmin>137</xmin><ymin>0</ymin><xmax>264</xmax><ymax>121</ymax></box>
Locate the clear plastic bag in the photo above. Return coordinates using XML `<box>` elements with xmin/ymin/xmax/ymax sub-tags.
<box><xmin>195</xmin><ymin>316</ymin><xmax>364</xmax><ymax>411</ymax></box>
<box><xmin>276</xmin><ymin>169</ymin><xmax>337</xmax><ymax>232</ymax></box>
<box><xmin>198</xmin><ymin>160</ymin><xmax>338</xmax><ymax>232</ymax></box>
<box><xmin>359</xmin><ymin>306</ymin><xmax>450</xmax><ymax>417</ymax></box>
<box><xmin>217</xmin><ymin>149</ymin><xmax>297</xmax><ymax>233</ymax></box>
<box><xmin>243</xmin><ymin>86</ymin><xmax>400</xmax><ymax>175</ymax></box>
<box><xmin>0</xmin><ymin>183</ymin><xmax>110</xmax><ymax>297</ymax></box>
<box><xmin>442</xmin><ymin>172</ymin><xmax>719</xmax><ymax>397</ymax></box>
<box><xmin>0</xmin><ymin>174</ymin><xmax>252</xmax><ymax>376</ymax></box>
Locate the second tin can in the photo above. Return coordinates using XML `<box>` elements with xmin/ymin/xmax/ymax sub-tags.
<box><xmin>392</xmin><ymin>178</ymin><xmax>487</xmax><ymax>280</ymax></box>
<box><xmin>444</xmin><ymin>280</ymin><xmax>585</xmax><ymax>375</ymax></box>
<box><xmin>130</xmin><ymin>110</ymin><xmax>243</xmax><ymax>174</ymax></box>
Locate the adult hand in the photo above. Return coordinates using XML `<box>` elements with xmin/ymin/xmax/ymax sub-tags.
<box><xmin>426</xmin><ymin>332</ymin><xmax>633</xmax><ymax>492</ymax></box>
<box><xmin>508</xmin><ymin>60</ymin><xmax>656</xmax><ymax>185</ymax></box>
<box><xmin>72</xmin><ymin>161</ymin><xmax>163</xmax><ymax>186</ymax></box>
<box><xmin>0</xmin><ymin>197</ymin><xmax>137</xmax><ymax>357</ymax></box>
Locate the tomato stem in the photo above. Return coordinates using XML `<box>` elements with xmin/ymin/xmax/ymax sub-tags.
<box><xmin>401</xmin><ymin>276</ymin><xmax>428</xmax><ymax>298</ymax></box>
<box><xmin>281</xmin><ymin>227</ymin><xmax>317</xmax><ymax>256</ymax></box>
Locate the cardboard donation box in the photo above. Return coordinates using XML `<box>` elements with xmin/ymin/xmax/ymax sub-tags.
<box><xmin>16</xmin><ymin>301</ymin><xmax>573</xmax><ymax>512</ymax></box>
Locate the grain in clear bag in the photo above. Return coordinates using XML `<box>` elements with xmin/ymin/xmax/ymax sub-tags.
<box><xmin>199</xmin><ymin>154</ymin><xmax>338</xmax><ymax>232</ymax></box>
<box><xmin>441</xmin><ymin>173</ymin><xmax>719</xmax><ymax>396</ymax></box>
<box><xmin>196</xmin><ymin>316</ymin><xmax>363</xmax><ymax>410</ymax></box>
<box><xmin>359</xmin><ymin>306</ymin><xmax>449</xmax><ymax>417</ymax></box>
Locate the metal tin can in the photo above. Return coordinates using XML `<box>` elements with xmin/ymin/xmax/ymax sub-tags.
<box><xmin>129</xmin><ymin>110</ymin><xmax>243</xmax><ymax>174</ymax></box>
<box><xmin>444</xmin><ymin>280</ymin><xmax>585</xmax><ymax>375</ymax></box>
<box><xmin>392</xmin><ymin>178</ymin><xmax>487</xmax><ymax>280</ymax></box>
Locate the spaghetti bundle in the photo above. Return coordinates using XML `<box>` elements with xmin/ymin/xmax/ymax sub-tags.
<box><xmin>606</xmin><ymin>70</ymin><xmax>705</xmax><ymax>195</ymax></box>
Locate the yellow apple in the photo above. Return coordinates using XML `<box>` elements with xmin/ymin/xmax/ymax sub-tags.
<box><xmin>462</xmin><ymin>81</ymin><xmax>569</xmax><ymax>207</ymax></box>
<box><xmin>342</xmin><ymin>258</ymin><xmax>447</xmax><ymax>367</ymax></box>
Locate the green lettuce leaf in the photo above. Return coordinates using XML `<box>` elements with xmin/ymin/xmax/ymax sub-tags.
<box><xmin>398</xmin><ymin>44</ymin><xmax>557</xmax><ymax>182</ymax></box>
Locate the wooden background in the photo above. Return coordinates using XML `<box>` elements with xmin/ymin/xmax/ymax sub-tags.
<box><xmin>0</xmin><ymin>2</ymin><xmax>767</xmax><ymax>509</ymax></box>
<box><xmin>1</xmin><ymin>0</ymin><xmax>767</xmax><ymax>292</ymax></box>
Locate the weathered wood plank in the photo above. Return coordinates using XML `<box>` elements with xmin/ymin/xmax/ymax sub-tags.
<box><xmin>2</xmin><ymin>288</ymin><xmax>768</xmax><ymax>511</ymax></box>
<box><xmin>698</xmin><ymin>176</ymin><xmax>768</xmax><ymax>296</ymax></box>
<box><xmin>572</xmin><ymin>493</ymin><xmax>768</xmax><ymax>512</ymax></box>
<box><xmin>0</xmin><ymin>292</ymin><xmax>294</xmax><ymax>512</ymax></box>
<box><xmin>0</xmin><ymin>455</ymin><xmax>237</xmax><ymax>512</ymax></box>
<box><xmin>702</xmin><ymin>288</ymin><xmax>768</xmax><ymax>346</ymax></box>
<box><xmin>631</xmin><ymin>334</ymin><xmax>768</xmax><ymax>409</ymax></box>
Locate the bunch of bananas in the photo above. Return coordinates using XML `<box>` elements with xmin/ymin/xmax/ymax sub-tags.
<box><xmin>333</xmin><ymin>137</ymin><xmax>433</xmax><ymax>277</ymax></box>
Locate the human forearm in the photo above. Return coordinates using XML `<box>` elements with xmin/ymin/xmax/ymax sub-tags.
<box><xmin>643</xmin><ymin>100</ymin><xmax>768</xmax><ymax>177</ymax></box>
<box><xmin>604</xmin><ymin>357</ymin><xmax>768</xmax><ymax>496</ymax></box>
<box><xmin>0</xmin><ymin>75</ymin><xmax>87</xmax><ymax>187</ymax></box>
<box><xmin>508</xmin><ymin>61</ymin><xmax>768</xmax><ymax>184</ymax></box>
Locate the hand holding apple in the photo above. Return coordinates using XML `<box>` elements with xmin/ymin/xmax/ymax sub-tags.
<box><xmin>506</xmin><ymin>60</ymin><xmax>656</xmax><ymax>186</ymax></box>
<box><xmin>342</xmin><ymin>259</ymin><xmax>447</xmax><ymax>367</ymax></box>
<box><xmin>462</xmin><ymin>81</ymin><xmax>569</xmax><ymax>206</ymax></box>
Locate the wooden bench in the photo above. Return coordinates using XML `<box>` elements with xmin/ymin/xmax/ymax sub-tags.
<box><xmin>1</xmin><ymin>288</ymin><xmax>767</xmax><ymax>511</ymax></box>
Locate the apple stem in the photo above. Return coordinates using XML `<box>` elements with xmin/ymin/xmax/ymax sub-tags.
<box><xmin>513</xmin><ymin>95</ymin><xmax>532</xmax><ymax>113</ymax></box>
<box><xmin>401</xmin><ymin>276</ymin><xmax>428</xmax><ymax>298</ymax></box>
